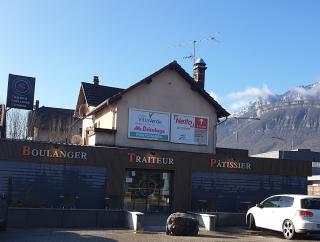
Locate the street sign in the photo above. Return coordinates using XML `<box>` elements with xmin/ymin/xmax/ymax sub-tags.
<box><xmin>6</xmin><ymin>74</ymin><xmax>36</xmax><ymax>110</ymax></box>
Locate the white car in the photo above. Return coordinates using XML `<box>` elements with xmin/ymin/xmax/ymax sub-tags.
<box><xmin>246</xmin><ymin>194</ymin><xmax>320</xmax><ymax>240</ymax></box>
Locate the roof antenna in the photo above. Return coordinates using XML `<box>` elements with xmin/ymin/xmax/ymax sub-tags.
<box><xmin>182</xmin><ymin>36</ymin><xmax>218</xmax><ymax>63</ymax></box>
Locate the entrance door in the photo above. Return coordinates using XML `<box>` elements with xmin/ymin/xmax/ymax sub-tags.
<box><xmin>124</xmin><ymin>169</ymin><xmax>172</xmax><ymax>212</ymax></box>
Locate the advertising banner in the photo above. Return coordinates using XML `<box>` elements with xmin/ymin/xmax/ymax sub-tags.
<box><xmin>6</xmin><ymin>74</ymin><xmax>36</xmax><ymax>110</ymax></box>
<box><xmin>0</xmin><ymin>104</ymin><xmax>4</xmax><ymax>127</ymax></box>
<box><xmin>128</xmin><ymin>108</ymin><xmax>170</xmax><ymax>141</ymax></box>
<box><xmin>171</xmin><ymin>113</ymin><xmax>209</xmax><ymax>145</ymax></box>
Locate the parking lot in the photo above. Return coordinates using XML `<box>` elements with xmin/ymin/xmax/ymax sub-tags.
<box><xmin>1</xmin><ymin>227</ymin><xmax>320</xmax><ymax>242</ymax></box>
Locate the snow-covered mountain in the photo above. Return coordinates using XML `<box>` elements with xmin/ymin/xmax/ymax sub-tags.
<box><xmin>217</xmin><ymin>82</ymin><xmax>320</xmax><ymax>154</ymax></box>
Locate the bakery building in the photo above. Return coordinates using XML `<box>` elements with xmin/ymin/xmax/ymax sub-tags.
<box><xmin>0</xmin><ymin>60</ymin><xmax>311</xmax><ymax>212</ymax></box>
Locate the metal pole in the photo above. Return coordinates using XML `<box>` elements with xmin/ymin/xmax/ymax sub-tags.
<box><xmin>236</xmin><ymin>118</ymin><xmax>239</xmax><ymax>144</ymax></box>
<box><xmin>193</xmin><ymin>40</ymin><xmax>196</xmax><ymax>63</ymax></box>
<box><xmin>234</xmin><ymin>117</ymin><xmax>259</xmax><ymax>145</ymax></box>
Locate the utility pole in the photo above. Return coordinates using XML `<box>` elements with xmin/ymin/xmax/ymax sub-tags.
<box><xmin>234</xmin><ymin>117</ymin><xmax>260</xmax><ymax>145</ymax></box>
<box><xmin>271</xmin><ymin>136</ymin><xmax>294</xmax><ymax>159</ymax></box>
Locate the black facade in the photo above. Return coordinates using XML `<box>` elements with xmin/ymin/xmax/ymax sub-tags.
<box><xmin>0</xmin><ymin>140</ymin><xmax>311</xmax><ymax>213</ymax></box>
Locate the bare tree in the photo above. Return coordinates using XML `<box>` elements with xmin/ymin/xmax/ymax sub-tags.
<box><xmin>6</xmin><ymin>109</ymin><xmax>29</xmax><ymax>139</ymax></box>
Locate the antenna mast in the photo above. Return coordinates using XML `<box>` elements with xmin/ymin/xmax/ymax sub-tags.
<box><xmin>183</xmin><ymin>36</ymin><xmax>217</xmax><ymax>63</ymax></box>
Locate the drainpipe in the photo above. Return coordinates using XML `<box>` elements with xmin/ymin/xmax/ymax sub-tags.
<box><xmin>112</xmin><ymin>108</ymin><xmax>117</xmax><ymax>146</ymax></box>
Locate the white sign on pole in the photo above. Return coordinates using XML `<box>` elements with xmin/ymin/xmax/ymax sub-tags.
<box><xmin>128</xmin><ymin>108</ymin><xmax>170</xmax><ymax>141</ymax></box>
<box><xmin>171</xmin><ymin>113</ymin><xmax>209</xmax><ymax>145</ymax></box>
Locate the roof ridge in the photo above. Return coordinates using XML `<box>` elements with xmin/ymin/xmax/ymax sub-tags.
<box><xmin>39</xmin><ymin>106</ymin><xmax>75</xmax><ymax>111</ymax></box>
<box><xmin>81</xmin><ymin>81</ymin><xmax>124</xmax><ymax>90</ymax></box>
<box><xmin>88</xmin><ymin>60</ymin><xmax>229</xmax><ymax>118</ymax></box>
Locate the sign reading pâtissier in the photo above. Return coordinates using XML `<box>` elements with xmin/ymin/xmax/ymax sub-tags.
<box><xmin>6</xmin><ymin>74</ymin><xmax>36</xmax><ymax>110</ymax></box>
<box><xmin>210</xmin><ymin>158</ymin><xmax>252</xmax><ymax>170</ymax></box>
<box><xmin>128</xmin><ymin>108</ymin><xmax>170</xmax><ymax>141</ymax></box>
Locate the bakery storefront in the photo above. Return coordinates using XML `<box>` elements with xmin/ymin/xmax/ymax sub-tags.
<box><xmin>0</xmin><ymin>61</ymin><xmax>311</xmax><ymax>212</ymax></box>
<box><xmin>0</xmin><ymin>140</ymin><xmax>311</xmax><ymax>213</ymax></box>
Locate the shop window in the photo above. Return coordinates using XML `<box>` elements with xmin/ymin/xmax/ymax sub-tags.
<box><xmin>123</xmin><ymin>169</ymin><xmax>172</xmax><ymax>213</ymax></box>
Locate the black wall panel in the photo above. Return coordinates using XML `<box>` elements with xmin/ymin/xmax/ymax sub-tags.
<box><xmin>192</xmin><ymin>172</ymin><xmax>307</xmax><ymax>212</ymax></box>
<box><xmin>0</xmin><ymin>160</ymin><xmax>107</xmax><ymax>208</ymax></box>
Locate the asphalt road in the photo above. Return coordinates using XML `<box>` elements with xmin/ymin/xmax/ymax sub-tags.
<box><xmin>1</xmin><ymin>227</ymin><xmax>320</xmax><ymax>242</ymax></box>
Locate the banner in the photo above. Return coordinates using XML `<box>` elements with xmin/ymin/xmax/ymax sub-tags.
<box><xmin>128</xmin><ymin>108</ymin><xmax>170</xmax><ymax>141</ymax></box>
<box><xmin>171</xmin><ymin>113</ymin><xmax>209</xmax><ymax>145</ymax></box>
<box><xmin>6</xmin><ymin>74</ymin><xmax>36</xmax><ymax>110</ymax></box>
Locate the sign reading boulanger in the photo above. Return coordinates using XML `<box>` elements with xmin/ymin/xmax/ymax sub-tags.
<box><xmin>22</xmin><ymin>145</ymin><xmax>88</xmax><ymax>160</ymax></box>
<box><xmin>6</xmin><ymin>74</ymin><xmax>36</xmax><ymax>110</ymax></box>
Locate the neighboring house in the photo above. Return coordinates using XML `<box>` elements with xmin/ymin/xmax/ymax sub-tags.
<box><xmin>251</xmin><ymin>148</ymin><xmax>320</xmax><ymax>195</ymax></box>
<box><xmin>74</xmin><ymin>76</ymin><xmax>124</xmax><ymax>143</ymax></box>
<box><xmin>28</xmin><ymin>105</ymin><xmax>81</xmax><ymax>143</ymax></box>
<box><xmin>75</xmin><ymin>60</ymin><xmax>229</xmax><ymax>154</ymax></box>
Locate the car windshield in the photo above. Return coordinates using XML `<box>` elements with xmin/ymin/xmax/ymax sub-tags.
<box><xmin>301</xmin><ymin>198</ymin><xmax>320</xmax><ymax>210</ymax></box>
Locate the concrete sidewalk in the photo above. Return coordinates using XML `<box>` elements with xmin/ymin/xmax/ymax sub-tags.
<box><xmin>1</xmin><ymin>227</ymin><xmax>320</xmax><ymax>242</ymax></box>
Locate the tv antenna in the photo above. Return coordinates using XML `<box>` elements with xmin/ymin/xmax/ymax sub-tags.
<box><xmin>181</xmin><ymin>36</ymin><xmax>218</xmax><ymax>63</ymax></box>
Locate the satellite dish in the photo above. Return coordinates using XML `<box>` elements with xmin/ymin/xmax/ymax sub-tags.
<box><xmin>71</xmin><ymin>135</ymin><xmax>83</xmax><ymax>145</ymax></box>
<box><xmin>79</xmin><ymin>104</ymin><xmax>88</xmax><ymax>118</ymax></box>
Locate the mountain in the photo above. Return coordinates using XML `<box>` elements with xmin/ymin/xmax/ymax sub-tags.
<box><xmin>217</xmin><ymin>82</ymin><xmax>320</xmax><ymax>155</ymax></box>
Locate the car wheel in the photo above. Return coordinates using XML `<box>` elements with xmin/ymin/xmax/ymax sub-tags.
<box><xmin>165</xmin><ymin>226</ymin><xmax>169</xmax><ymax>235</ymax></box>
<box><xmin>283</xmin><ymin>219</ymin><xmax>295</xmax><ymax>240</ymax></box>
<box><xmin>248</xmin><ymin>214</ymin><xmax>256</xmax><ymax>230</ymax></box>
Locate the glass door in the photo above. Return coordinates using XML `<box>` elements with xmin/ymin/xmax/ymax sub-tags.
<box><xmin>124</xmin><ymin>169</ymin><xmax>172</xmax><ymax>212</ymax></box>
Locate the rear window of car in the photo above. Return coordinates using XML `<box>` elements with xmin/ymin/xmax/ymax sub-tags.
<box><xmin>301</xmin><ymin>198</ymin><xmax>320</xmax><ymax>209</ymax></box>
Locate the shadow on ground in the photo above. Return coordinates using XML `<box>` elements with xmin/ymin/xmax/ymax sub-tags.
<box><xmin>0</xmin><ymin>228</ymin><xmax>118</xmax><ymax>242</ymax></box>
<box><xmin>244</xmin><ymin>228</ymin><xmax>320</xmax><ymax>241</ymax></box>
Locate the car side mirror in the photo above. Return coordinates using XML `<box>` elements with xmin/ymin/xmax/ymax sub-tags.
<box><xmin>256</xmin><ymin>203</ymin><xmax>262</xmax><ymax>208</ymax></box>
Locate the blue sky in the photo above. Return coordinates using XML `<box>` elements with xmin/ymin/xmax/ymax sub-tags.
<box><xmin>1</xmin><ymin>0</ymin><xmax>319</xmax><ymax>113</ymax></box>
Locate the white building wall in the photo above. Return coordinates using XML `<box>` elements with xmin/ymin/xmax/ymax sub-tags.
<box><xmin>104</xmin><ymin>70</ymin><xmax>218</xmax><ymax>153</ymax></box>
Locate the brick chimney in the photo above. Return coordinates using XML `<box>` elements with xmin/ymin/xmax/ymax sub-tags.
<box><xmin>35</xmin><ymin>100</ymin><xmax>39</xmax><ymax>110</ymax></box>
<box><xmin>93</xmin><ymin>76</ymin><xmax>99</xmax><ymax>85</ymax></box>
<box><xmin>193</xmin><ymin>58</ymin><xmax>207</xmax><ymax>89</ymax></box>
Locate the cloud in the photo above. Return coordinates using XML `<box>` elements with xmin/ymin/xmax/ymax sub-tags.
<box><xmin>225</xmin><ymin>84</ymin><xmax>273</xmax><ymax>113</ymax></box>
<box><xmin>293</xmin><ymin>83</ymin><xmax>320</xmax><ymax>98</ymax></box>
<box><xmin>227</xmin><ymin>85</ymin><xmax>272</xmax><ymax>100</ymax></box>
<box><xmin>228</xmin><ymin>100</ymin><xmax>251</xmax><ymax>112</ymax></box>
<box><xmin>208</xmin><ymin>91</ymin><xmax>219</xmax><ymax>101</ymax></box>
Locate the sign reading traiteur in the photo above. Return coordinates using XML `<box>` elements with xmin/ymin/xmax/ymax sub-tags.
<box><xmin>128</xmin><ymin>108</ymin><xmax>170</xmax><ymax>141</ymax></box>
<box><xmin>171</xmin><ymin>113</ymin><xmax>209</xmax><ymax>145</ymax></box>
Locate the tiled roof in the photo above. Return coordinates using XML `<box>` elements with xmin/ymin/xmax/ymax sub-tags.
<box><xmin>89</xmin><ymin>61</ymin><xmax>230</xmax><ymax>119</ymax></box>
<box><xmin>81</xmin><ymin>82</ymin><xmax>124</xmax><ymax>107</ymax></box>
<box><xmin>28</xmin><ymin>106</ymin><xmax>76</xmax><ymax>129</ymax></box>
